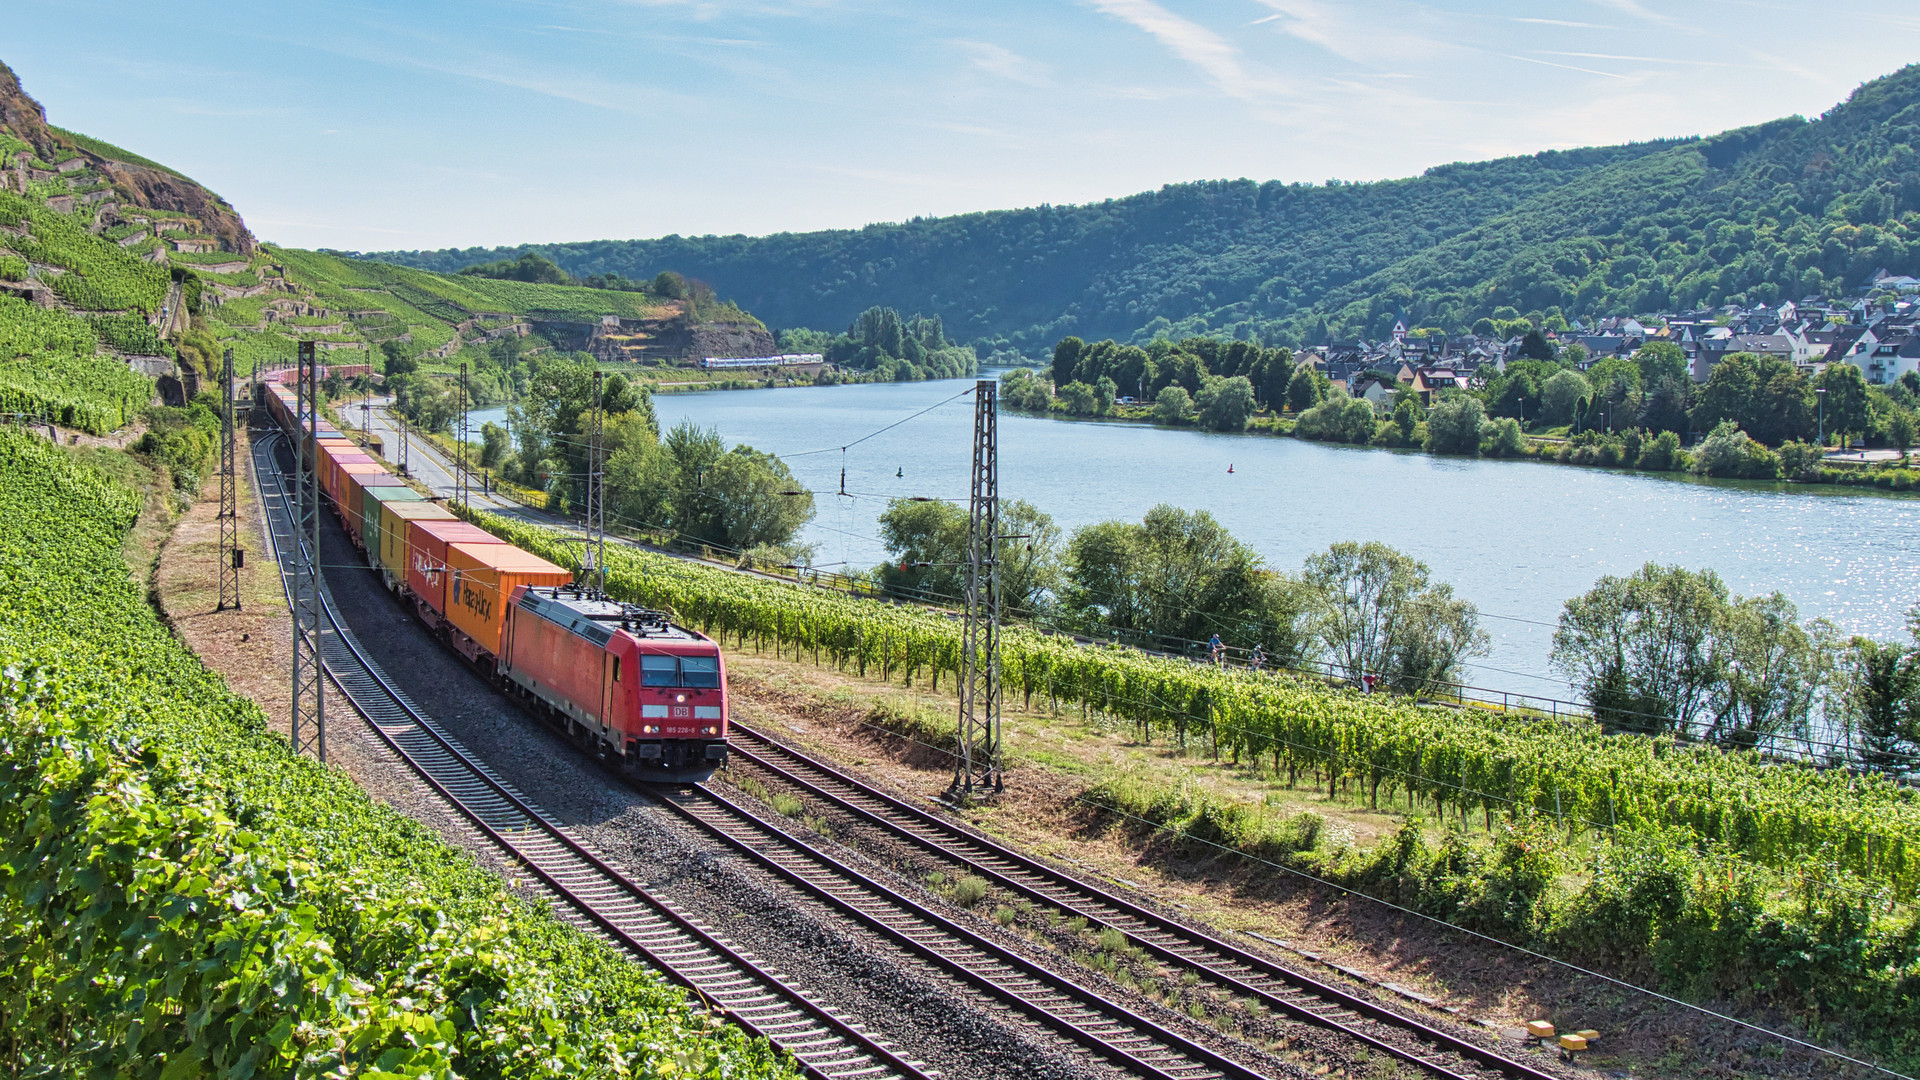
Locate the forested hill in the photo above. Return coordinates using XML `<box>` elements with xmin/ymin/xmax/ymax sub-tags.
<box><xmin>374</xmin><ymin>64</ymin><xmax>1920</xmax><ymax>353</ymax></box>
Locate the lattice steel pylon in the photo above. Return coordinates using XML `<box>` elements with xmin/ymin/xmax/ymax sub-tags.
<box><xmin>217</xmin><ymin>347</ymin><xmax>242</xmax><ymax>611</ymax></box>
<box><xmin>291</xmin><ymin>341</ymin><xmax>326</xmax><ymax>762</ymax></box>
<box><xmin>585</xmin><ymin>370</ymin><xmax>607</xmax><ymax>594</ymax></box>
<box><xmin>456</xmin><ymin>362</ymin><xmax>469</xmax><ymax>508</ymax></box>
<box><xmin>951</xmin><ymin>379</ymin><xmax>1002</xmax><ymax>798</ymax></box>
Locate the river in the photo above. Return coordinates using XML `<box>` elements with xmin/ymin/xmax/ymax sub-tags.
<box><xmin>467</xmin><ymin>376</ymin><xmax>1920</xmax><ymax>698</ymax></box>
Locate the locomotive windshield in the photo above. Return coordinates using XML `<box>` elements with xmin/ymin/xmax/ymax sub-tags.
<box><xmin>681</xmin><ymin>655</ymin><xmax>720</xmax><ymax>688</ymax></box>
<box><xmin>641</xmin><ymin>654</ymin><xmax>678</xmax><ymax>686</ymax></box>
<box><xmin>639</xmin><ymin>653</ymin><xmax>721</xmax><ymax>688</ymax></box>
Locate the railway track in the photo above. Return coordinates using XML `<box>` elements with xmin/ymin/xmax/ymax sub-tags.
<box><xmin>655</xmin><ymin>781</ymin><xmax>1273</xmax><ymax>1080</ymax></box>
<box><xmin>249</xmin><ymin>430</ymin><xmax>933</xmax><ymax>1080</ymax></box>
<box><xmin>724</xmin><ymin>723</ymin><xmax>1562</xmax><ymax>1080</ymax></box>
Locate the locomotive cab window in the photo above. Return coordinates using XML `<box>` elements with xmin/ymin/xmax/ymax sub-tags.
<box><xmin>611</xmin><ymin>657</ymin><xmax>620</xmax><ymax>683</ymax></box>
<box><xmin>641</xmin><ymin>654</ymin><xmax>679</xmax><ymax>687</ymax></box>
<box><xmin>681</xmin><ymin>655</ymin><xmax>720</xmax><ymax>688</ymax></box>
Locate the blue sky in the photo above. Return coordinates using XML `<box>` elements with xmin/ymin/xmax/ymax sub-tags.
<box><xmin>8</xmin><ymin>1</ymin><xmax>1919</xmax><ymax>252</ymax></box>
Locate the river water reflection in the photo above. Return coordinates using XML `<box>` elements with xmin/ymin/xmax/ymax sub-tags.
<box><xmin>473</xmin><ymin>376</ymin><xmax>1920</xmax><ymax>697</ymax></box>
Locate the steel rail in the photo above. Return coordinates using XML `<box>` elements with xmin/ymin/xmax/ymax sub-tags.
<box><xmin>727</xmin><ymin>723</ymin><xmax>1557</xmax><ymax>1080</ymax></box>
<box><xmin>653</xmin><ymin>781</ymin><xmax>1277</xmax><ymax>1080</ymax></box>
<box><xmin>249</xmin><ymin>429</ymin><xmax>932</xmax><ymax>1080</ymax></box>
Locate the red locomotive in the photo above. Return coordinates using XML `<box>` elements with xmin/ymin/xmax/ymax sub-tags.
<box><xmin>501</xmin><ymin>587</ymin><xmax>729</xmax><ymax>782</ymax></box>
<box><xmin>262</xmin><ymin>373</ymin><xmax>729</xmax><ymax>783</ymax></box>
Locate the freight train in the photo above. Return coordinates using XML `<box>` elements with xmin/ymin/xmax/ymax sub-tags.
<box><xmin>261</xmin><ymin>373</ymin><xmax>729</xmax><ymax>783</ymax></box>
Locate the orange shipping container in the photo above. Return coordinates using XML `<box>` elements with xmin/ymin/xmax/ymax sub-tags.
<box><xmin>444</xmin><ymin>542</ymin><xmax>572</xmax><ymax>660</ymax></box>
<box><xmin>330</xmin><ymin>455</ymin><xmax>376</xmax><ymax>496</ymax></box>
<box><xmin>406</xmin><ymin>518</ymin><xmax>509</xmax><ymax>615</ymax></box>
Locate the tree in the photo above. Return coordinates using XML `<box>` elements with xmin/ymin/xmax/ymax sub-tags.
<box><xmin>1059</xmin><ymin>381</ymin><xmax>1099</xmax><ymax>415</ymax></box>
<box><xmin>1064</xmin><ymin>505</ymin><xmax>1295</xmax><ymax>653</ymax></box>
<box><xmin>1300</xmin><ymin>541</ymin><xmax>1489</xmax><ymax>693</ymax></box>
<box><xmin>1484</xmin><ymin>416</ymin><xmax>1525</xmax><ymax>457</ymax></box>
<box><xmin>1094</xmin><ymin>376</ymin><xmax>1118</xmax><ymax>415</ymax></box>
<box><xmin>1632</xmin><ymin>341</ymin><xmax>1688</xmax><ymax>387</ymax></box>
<box><xmin>1550</xmin><ymin>564</ymin><xmax>1729</xmax><ymax>736</ymax></box>
<box><xmin>1051</xmin><ymin>337</ymin><xmax>1086</xmax><ymax>387</ymax></box>
<box><xmin>479</xmin><ymin>421</ymin><xmax>511</xmax><ymax>470</ymax></box>
<box><xmin>1540</xmin><ymin>370</ymin><xmax>1591</xmax><ymax>426</ymax></box>
<box><xmin>1000</xmin><ymin>368</ymin><xmax>1053</xmax><ymax>412</ymax></box>
<box><xmin>379</xmin><ymin>339</ymin><xmax>418</xmax><ymax>377</ymax></box>
<box><xmin>1639</xmin><ymin>375</ymin><xmax>1692</xmax><ymax>435</ymax></box>
<box><xmin>1691</xmin><ymin>353</ymin><xmax>1813</xmax><ymax>446</ymax></box>
<box><xmin>1153</xmin><ymin>385</ymin><xmax>1194</xmax><ymax>425</ymax></box>
<box><xmin>1259</xmin><ymin>348</ymin><xmax>1293</xmax><ymax>409</ymax></box>
<box><xmin>1815</xmin><ymin>361</ymin><xmax>1872</xmax><ymax>448</ymax></box>
<box><xmin>704</xmin><ymin>447</ymin><xmax>814</xmax><ymax>551</ymax></box>
<box><xmin>600</xmin><ymin>372</ymin><xmax>646</xmax><ymax>420</ymax></box>
<box><xmin>1844</xmin><ymin>632</ymin><xmax>1920</xmax><ymax>771</ymax></box>
<box><xmin>1294</xmin><ymin>390</ymin><xmax>1374</xmax><ymax>443</ymax></box>
<box><xmin>1393</xmin><ymin>398</ymin><xmax>1419</xmax><ymax>442</ymax></box>
<box><xmin>1423</xmin><ymin>395</ymin><xmax>1485</xmax><ymax>455</ymax></box>
<box><xmin>1286</xmin><ymin>365</ymin><xmax>1328</xmax><ymax>413</ymax></box>
<box><xmin>1194</xmin><ymin>375</ymin><xmax>1255</xmax><ymax>431</ymax></box>
<box><xmin>608</xmin><ymin>420</ymin><xmax>813</xmax><ymax>553</ymax></box>
<box><xmin>997</xmin><ymin>500</ymin><xmax>1066</xmax><ymax>616</ymax></box>
<box><xmin>1689</xmin><ymin>420</ymin><xmax>1779</xmax><ymax>479</ymax></box>
<box><xmin>1889</xmin><ymin>405</ymin><xmax>1918</xmax><ymax>458</ymax></box>
<box><xmin>1705</xmin><ymin>594</ymin><xmax>1825</xmax><ymax>750</ymax></box>
<box><xmin>458</xmin><ymin>251</ymin><xmax>571</xmax><ymax>284</ymax></box>
<box><xmin>1519</xmin><ymin>329</ymin><xmax>1556</xmax><ymax>361</ymax></box>
<box><xmin>876</xmin><ymin>498</ymin><xmax>966</xmax><ymax>602</ymax></box>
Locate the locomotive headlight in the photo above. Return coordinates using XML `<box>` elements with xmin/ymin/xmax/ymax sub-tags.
<box><xmin>701</xmin><ymin>725</ymin><xmax>718</xmax><ymax>735</ymax></box>
<box><xmin>675</xmin><ymin>693</ymin><xmax>686</xmax><ymax>703</ymax></box>
<box><xmin>641</xmin><ymin>724</ymin><xmax>660</xmax><ymax>734</ymax></box>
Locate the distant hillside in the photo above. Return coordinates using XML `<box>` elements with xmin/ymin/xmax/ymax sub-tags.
<box><xmin>374</xmin><ymin>64</ymin><xmax>1920</xmax><ymax>353</ymax></box>
<box><xmin>0</xmin><ymin>57</ymin><xmax>775</xmax><ymax>433</ymax></box>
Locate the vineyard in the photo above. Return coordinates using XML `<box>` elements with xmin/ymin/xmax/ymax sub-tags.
<box><xmin>0</xmin><ymin>431</ymin><xmax>791</xmax><ymax>1078</ymax></box>
<box><xmin>271</xmin><ymin>246</ymin><xmax>678</xmax><ymax>322</ymax></box>
<box><xmin>461</xmin><ymin>506</ymin><xmax>1920</xmax><ymax>898</ymax></box>
<box><xmin>0</xmin><ymin>297</ymin><xmax>152</xmax><ymax>433</ymax></box>
<box><xmin>0</xmin><ymin>193</ymin><xmax>170</xmax><ymax>313</ymax></box>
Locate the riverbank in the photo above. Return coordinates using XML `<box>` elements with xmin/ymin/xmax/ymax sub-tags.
<box><xmin>1010</xmin><ymin>400</ymin><xmax>1920</xmax><ymax>493</ymax></box>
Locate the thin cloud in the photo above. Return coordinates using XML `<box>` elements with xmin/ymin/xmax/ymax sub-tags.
<box><xmin>1500</xmin><ymin>53</ymin><xmax>1632</xmax><ymax>80</ymax></box>
<box><xmin>1543</xmin><ymin>51</ymin><xmax>1731</xmax><ymax>67</ymax></box>
<box><xmin>952</xmin><ymin>40</ymin><xmax>1052</xmax><ymax>87</ymax></box>
<box><xmin>1509</xmin><ymin>16</ymin><xmax>1617</xmax><ymax>29</ymax></box>
<box><xmin>1250</xmin><ymin>0</ymin><xmax>1444</xmax><ymax>65</ymax></box>
<box><xmin>1585</xmin><ymin>0</ymin><xmax>1684</xmax><ymax>29</ymax></box>
<box><xmin>1087</xmin><ymin>0</ymin><xmax>1279</xmax><ymax>100</ymax></box>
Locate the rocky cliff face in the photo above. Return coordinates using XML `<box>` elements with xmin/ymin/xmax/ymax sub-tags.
<box><xmin>0</xmin><ymin>60</ymin><xmax>255</xmax><ymax>253</ymax></box>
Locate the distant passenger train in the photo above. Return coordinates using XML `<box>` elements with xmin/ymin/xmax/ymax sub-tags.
<box><xmin>260</xmin><ymin>373</ymin><xmax>728</xmax><ymax>782</ymax></box>
<box><xmin>697</xmin><ymin>353</ymin><xmax>824</xmax><ymax>369</ymax></box>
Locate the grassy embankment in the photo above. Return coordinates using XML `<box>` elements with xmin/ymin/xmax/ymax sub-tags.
<box><xmin>0</xmin><ymin>427</ymin><xmax>794</xmax><ymax>1076</ymax></box>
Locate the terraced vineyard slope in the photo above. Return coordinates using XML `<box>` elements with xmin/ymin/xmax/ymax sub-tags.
<box><xmin>0</xmin><ymin>429</ymin><xmax>794</xmax><ymax>1077</ymax></box>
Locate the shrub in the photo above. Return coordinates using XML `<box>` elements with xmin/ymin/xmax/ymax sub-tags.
<box><xmin>950</xmin><ymin>875</ymin><xmax>989</xmax><ymax>907</ymax></box>
<box><xmin>1690</xmin><ymin>420</ymin><xmax>1780</xmax><ymax>478</ymax></box>
<box><xmin>1482</xmin><ymin>416</ymin><xmax>1526</xmax><ymax>457</ymax></box>
<box><xmin>1638</xmin><ymin>430</ymin><xmax>1682</xmax><ymax>471</ymax></box>
<box><xmin>1424</xmin><ymin>395</ymin><xmax>1486</xmax><ymax>455</ymax></box>
<box><xmin>1153</xmin><ymin>384</ymin><xmax>1194</xmax><ymax>424</ymax></box>
<box><xmin>1777</xmin><ymin>439</ymin><xmax>1823</xmax><ymax>480</ymax></box>
<box><xmin>1293</xmin><ymin>391</ymin><xmax>1374</xmax><ymax>443</ymax></box>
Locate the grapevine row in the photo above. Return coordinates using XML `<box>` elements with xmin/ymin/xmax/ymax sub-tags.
<box><xmin>464</xmin><ymin>506</ymin><xmax>1920</xmax><ymax>897</ymax></box>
